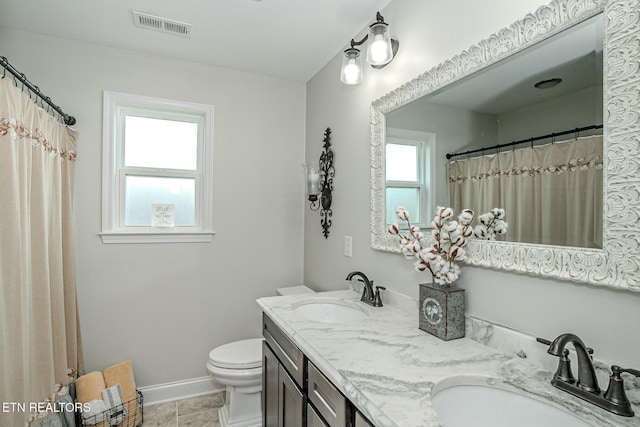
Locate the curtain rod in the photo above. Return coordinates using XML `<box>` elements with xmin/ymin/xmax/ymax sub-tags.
<box><xmin>446</xmin><ymin>124</ymin><xmax>603</xmax><ymax>160</ymax></box>
<box><xmin>1</xmin><ymin>56</ymin><xmax>76</xmax><ymax>126</ymax></box>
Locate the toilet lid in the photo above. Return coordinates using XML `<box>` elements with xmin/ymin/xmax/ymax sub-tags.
<box><xmin>209</xmin><ymin>338</ymin><xmax>263</xmax><ymax>369</ymax></box>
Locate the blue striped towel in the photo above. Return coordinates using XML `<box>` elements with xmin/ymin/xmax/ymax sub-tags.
<box><xmin>101</xmin><ymin>384</ymin><xmax>128</xmax><ymax>426</ymax></box>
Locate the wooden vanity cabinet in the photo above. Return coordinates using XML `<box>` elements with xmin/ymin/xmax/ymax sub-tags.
<box><xmin>262</xmin><ymin>313</ymin><xmax>375</xmax><ymax>427</ymax></box>
<box><xmin>263</xmin><ymin>314</ymin><xmax>306</xmax><ymax>427</ymax></box>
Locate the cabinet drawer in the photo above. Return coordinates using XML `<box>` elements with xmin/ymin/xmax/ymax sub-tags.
<box><xmin>307</xmin><ymin>362</ymin><xmax>347</xmax><ymax>427</ymax></box>
<box><xmin>263</xmin><ymin>313</ymin><xmax>305</xmax><ymax>387</ymax></box>
<box><xmin>307</xmin><ymin>403</ymin><xmax>329</xmax><ymax>427</ymax></box>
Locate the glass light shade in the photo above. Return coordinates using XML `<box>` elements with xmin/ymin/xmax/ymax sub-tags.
<box><xmin>366</xmin><ymin>22</ymin><xmax>393</xmax><ymax>66</ymax></box>
<box><xmin>340</xmin><ymin>48</ymin><xmax>363</xmax><ymax>85</ymax></box>
<box><xmin>306</xmin><ymin>162</ymin><xmax>320</xmax><ymax>196</ymax></box>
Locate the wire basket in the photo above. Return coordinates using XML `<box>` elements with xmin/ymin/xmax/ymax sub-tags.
<box><xmin>78</xmin><ymin>390</ymin><xmax>143</xmax><ymax>427</ymax></box>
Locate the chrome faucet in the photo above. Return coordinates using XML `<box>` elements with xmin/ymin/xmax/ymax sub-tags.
<box><xmin>538</xmin><ymin>334</ymin><xmax>640</xmax><ymax>417</ymax></box>
<box><xmin>345</xmin><ymin>271</ymin><xmax>385</xmax><ymax>307</ymax></box>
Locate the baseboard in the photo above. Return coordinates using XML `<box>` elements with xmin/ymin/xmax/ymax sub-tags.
<box><xmin>138</xmin><ymin>376</ymin><xmax>224</xmax><ymax>405</ymax></box>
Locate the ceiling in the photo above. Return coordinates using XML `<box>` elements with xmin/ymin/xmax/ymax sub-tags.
<box><xmin>0</xmin><ymin>0</ymin><xmax>393</xmax><ymax>82</ymax></box>
<box><xmin>399</xmin><ymin>13</ymin><xmax>603</xmax><ymax>115</ymax></box>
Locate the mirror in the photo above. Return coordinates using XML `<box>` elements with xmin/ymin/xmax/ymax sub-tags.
<box><xmin>386</xmin><ymin>15</ymin><xmax>603</xmax><ymax>248</ymax></box>
<box><xmin>370</xmin><ymin>0</ymin><xmax>640</xmax><ymax>292</ymax></box>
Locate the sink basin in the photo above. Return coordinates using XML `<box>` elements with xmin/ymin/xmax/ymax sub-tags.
<box><xmin>293</xmin><ymin>301</ymin><xmax>367</xmax><ymax>323</ymax></box>
<box><xmin>432</xmin><ymin>384</ymin><xmax>591</xmax><ymax>427</ymax></box>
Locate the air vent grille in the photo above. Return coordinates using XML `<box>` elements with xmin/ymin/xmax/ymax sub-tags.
<box><xmin>131</xmin><ymin>10</ymin><xmax>191</xmax><ymax>38</ymax></box>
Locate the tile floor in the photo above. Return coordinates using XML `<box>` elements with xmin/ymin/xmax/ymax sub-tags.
<box><xmin>142</xmin><ymin>392</ymin><xmax>225</xmax><ymax>427</ymax></box>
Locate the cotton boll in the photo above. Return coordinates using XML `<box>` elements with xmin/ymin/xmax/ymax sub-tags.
<box><xmin>415</xmin><ymin>260</ymin><xmax>430</xmax><ymax>272</ymax></box>
<box><xmin>446</xmin><ymin>220</ymin><xmax>460</xmax><ymax>233</ymax></box>
<box><xmin>401</xmin><ymin>246</ymin><xmax>415</xmax><ymax>259</ymax></box>
<box><xmin>474</xmin><ymin>225</ymin><xmax>488</xmax><ymax>239</ymax></box>
<box><xmin>420</xmin><ymin>248</ymin><xmax>438</xmax><ymax>261</ymax></box>
<box><xmin>388</xmin><ymin>223</ymin><xmax>400</xmax><ymax>235</ymax></box>
<box><xmin>395</xmin><ymin>206</ymin><xmax>409</xmax><ymax>221</ymax></box>
<box><xmin>458</xmin><ymin>209</ymin><xmax>474</xmax><ymax>225</ymax></box>
<box><xmin>495</xmin><ymin>221</ymin><xmax>508</xmax><ymax>234</ymax></box>
<box><xmin>452</xmin><ymin>247</ymin><xmax>466</xmax><ymax>262</ymax></box>
<box><xmin>438</xmin><ymin>207</ymin><xmax>453</xmax><ymax>220</ymax></box>
<box><xmin>462</xmin><ymin>226</ymin><xmax>474</xmax><ymax>238</ymax></box>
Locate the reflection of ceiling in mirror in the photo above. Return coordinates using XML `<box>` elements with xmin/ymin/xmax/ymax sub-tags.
<box><xmin>405</xmin><ymin>14</ymin><xmax>603</xmax><ymax>115</ymax></box>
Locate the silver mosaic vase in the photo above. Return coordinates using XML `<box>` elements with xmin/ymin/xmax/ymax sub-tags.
<box><xmin>418</xmin><ymin>282</ymin><xmax>465</xmax><ymax>341</ymax></box>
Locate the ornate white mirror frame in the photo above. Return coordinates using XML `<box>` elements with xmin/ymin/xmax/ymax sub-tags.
<box><xmin>370</xmin><ymin>0</ymin><xmax>640</xmax><ymax>292</ymax></box>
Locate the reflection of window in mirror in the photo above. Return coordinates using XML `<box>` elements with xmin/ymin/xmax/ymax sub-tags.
<box><xmin>385</xmin><ymin>129</ymin><xmax>435</xmax><ymax>229</ymax></box>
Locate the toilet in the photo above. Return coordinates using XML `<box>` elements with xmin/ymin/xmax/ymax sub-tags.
<box><xmin>207</xmin><ymin>285</ymin><xmax>314</xmax><ymax>427</ymax></box>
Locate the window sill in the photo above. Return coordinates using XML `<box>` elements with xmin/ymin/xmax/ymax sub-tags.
<box><xmin>100</xmin><ymin>231</ymin><xmax>215</xmax><ymax>244</ymax></box>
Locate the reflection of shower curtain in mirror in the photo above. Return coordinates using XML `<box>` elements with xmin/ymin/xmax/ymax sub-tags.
<box><xmin>448</xmin><ymin>136</ymin><xmax>603</xmax><ymax>248</ymax></box>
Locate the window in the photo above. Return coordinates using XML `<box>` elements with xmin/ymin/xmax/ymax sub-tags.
<box><xmin>101</xmin><ymin>91</ymin><xmax>214</xmax><ymax>243</ymax></box>
<box><xmin>385</xmin><ymin>129</ymin><xmax>435</xmax><ymax>229</ymax></box>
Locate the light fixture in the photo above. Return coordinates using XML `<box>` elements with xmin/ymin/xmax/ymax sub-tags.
<box><xmin>306</xmin><ymin>128</ymin><xmax>334</xmax><ymax>238</ymax></box>
<box><xmin>340</xmin><ymin>12</ymin><xmax>399</xmax><ymax>85</ymax></box>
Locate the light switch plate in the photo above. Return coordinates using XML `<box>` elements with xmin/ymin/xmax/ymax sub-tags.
<box><xmin>344</xmin><ymin>236</ymin><xmax>352</xmax><ymax>257</ymax></box>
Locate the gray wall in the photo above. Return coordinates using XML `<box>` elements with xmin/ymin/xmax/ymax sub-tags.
<box><xmin>1</xmin><ymin>27</ymin><xmax>306</xmax><ymax>387</ymax></box>
<box><xmin>304</xmin><ymin>0</ymin><xmax>640</xmax><ymax>368</ymax></box>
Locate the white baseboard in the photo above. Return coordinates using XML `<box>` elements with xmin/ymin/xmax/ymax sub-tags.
<box><xmin>138</xmin><ymin>376</ymin><xmax>224</xmax><ymax>405</ymax></box>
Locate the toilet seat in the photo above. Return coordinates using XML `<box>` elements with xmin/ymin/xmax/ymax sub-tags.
<box><xmin>208</xmin><ymin>338</ymin><xmax>263</xmax><ymax>370</ymax></box>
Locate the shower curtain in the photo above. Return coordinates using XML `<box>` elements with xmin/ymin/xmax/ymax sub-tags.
<box><xmin>448</xmin><ymin>135</ymin><xmax>603</xmax><ymax>248</ymax></box>
<box><xmin>0</xmin><ymin>77</ymin><xmax>83</xmax><ymax>426</ymax></box>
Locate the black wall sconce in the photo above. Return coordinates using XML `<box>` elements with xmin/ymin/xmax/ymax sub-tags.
<box><xmin>306</xmin><ymin>128</ymin><xmax>334</xmax><ymax>238</ymax></box>
<box><xmin>340</xmin><ymin>12</ymin><xmax>400</xmax><ymax>85</ymax></box>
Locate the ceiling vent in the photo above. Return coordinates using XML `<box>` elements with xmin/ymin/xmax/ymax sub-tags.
<box><xmin>131</xmin><ymin>10</ymin><xmax>192</xmax><ymax>38</ymax></box>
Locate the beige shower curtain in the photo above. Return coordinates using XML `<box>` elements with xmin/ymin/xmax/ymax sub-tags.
<box><xmin>0</xmin><ymin>77</ymin><xmax>83</xmax><ymax>426</ymax></box>
<box><xmin>449</xmin><ymin>135</ymin><xmax>603</xmax><ymax>248</ymax></box>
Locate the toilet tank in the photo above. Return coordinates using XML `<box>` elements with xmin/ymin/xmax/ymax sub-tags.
<box><xmin>276</xmin><ymin>285</ymin><xmax>314</xmax><ymax>296</ymax></box>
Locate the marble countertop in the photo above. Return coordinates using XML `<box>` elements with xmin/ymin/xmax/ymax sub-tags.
<box><xmin>257</xmin><ymin>289</ymin><xmax>640</xmax><ymax>427</ymax></box>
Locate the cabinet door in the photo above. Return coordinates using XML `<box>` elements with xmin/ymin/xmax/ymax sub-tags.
<box><xmin>354</xmin><ymin>411</ymin><xmax>374</xmax><ymax>427</ymax></box>
<box><xmin>263</xmin><ymin>342</ymin><xmax>280</xmax><ymax>427</ymax></box>
<box><xmin>262</xmin><ymin>341</ymin><xmax>280</xmax><ymax>427</ymax></box>
<box><xmin>279</xmin><ymin>364</ymin><xmax>305</xmax><ymax>427</ymax></box>
<box><xmin>307</xmin><ymin>403</ymin><xmax>329</xmax><ymax>427</ymax></box>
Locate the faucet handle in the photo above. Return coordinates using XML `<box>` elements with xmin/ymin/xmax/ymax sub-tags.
<box><xmin>536</xmin><ymin>337</ymin><xmax>594</xmax><ymax>355</ymax></box>
<box><xmin>536</xmin><ymin>337</ymin><xmax>575</xmax><ymax>383</ymax></box>
<box><xmin>603</xmin><ymin>365</ymin><xmax>640</xmax><ymax>416</ymax></box>
<box><xmin>373</xmin><ymin>286</ymin><xmax>386</xmax><ymax>307</ymax></box>
<box><xmin>536</xmin><ymin>337</ymin><xmax>552</xmax><ymax>346</ymax></box>
<box><xmin>613</xmin><ymin>366</ymin><xmax>640</xmax><ymax>378</ymax></box>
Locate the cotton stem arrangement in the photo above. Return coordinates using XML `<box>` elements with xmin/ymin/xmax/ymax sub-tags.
<box><xmin>389</xmin><ymin>206</ymin><xmax>508</xmax><ymax>286</ymax></box>
<box><xmin>389</xmin><ymin>207</ymin><xmax>474</xmax><ymax>286</ymax></box>
<box><xmin>473</xmin><ymin>208</ymin><xmax>508</xmax><ymax>240</ymax></box>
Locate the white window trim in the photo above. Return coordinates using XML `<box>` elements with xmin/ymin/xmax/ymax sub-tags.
<box><xmin>386</xmin><ymin>128</ymin><xmax>436</xmax><ymax>229</ymax></box>
<box><xmin>101</xmin><ymin>91</ymin><xmax>215</xmax><ymax>244</ymax></box>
